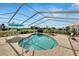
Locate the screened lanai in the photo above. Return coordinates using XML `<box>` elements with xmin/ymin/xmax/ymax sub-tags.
<box><xmin>0</xmin><ymin>3</ymin><xmax>79</xmax><ymax>28</ymax></box>
<box><xmin>0</xmin><ymin>3</ymin><xmax>79</xmax><ymax>56</ymax></box>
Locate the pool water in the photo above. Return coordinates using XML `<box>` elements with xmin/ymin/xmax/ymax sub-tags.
<box><xmin>18</xmin><ymin>34</ymin><xmax>58</xmax><ymax>51</ymax></box>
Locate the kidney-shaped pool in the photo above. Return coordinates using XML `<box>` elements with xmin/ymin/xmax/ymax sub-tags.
<box><xmin>18</xmin><ymin>34</ymin><xmax>58</xmax><ymax>51</ymax></box>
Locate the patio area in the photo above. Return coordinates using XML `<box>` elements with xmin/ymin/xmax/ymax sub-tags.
<box><xmin>0</xmin><ymin>33</ymin><xmax>79</xmax><ymax>56</ymax></box>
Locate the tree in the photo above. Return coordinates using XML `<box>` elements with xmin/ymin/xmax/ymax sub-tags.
<box><xmin>58</xmin><ymin>28</ymin><xmax>63</xmax><ymax>30</ymax></box>
<box><xmin>30</xmin><ymin>26</ymin><xmax>39</xmax><ymax>29</ymax></box>
<box><xmin>65</xmin><ymin>26</ymin><xmax>70</xmax><ymax>31</ymax></box>
<box><xmin>65</xmin><ymin>26</ymin><xmax>70</xmax><ymax>35</ymax></box>
<box><xmin>52</xmin><ymin>27</ymin><xmax>56</xmax><ymax>30</ymax></box>
<box><xmin>37</xmin><ymin>28</ymin><xmax>43</xmax><ymax>33</ymax></box>
<box><xmin>71</xmin><ymin>28</ymin><xmax>77</xmax><ymax>35</ymax></box>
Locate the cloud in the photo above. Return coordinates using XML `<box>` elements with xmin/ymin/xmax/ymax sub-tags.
<box><xmin>47</xmin><ymin>7</ymin><xmax>63</xmax><ymax>11</ymax></box>
<box><xmin>71</xmin><ymin>3</ymin><xmax>79</xmax><ymax>8</ymax></box>
<box><xmin>68</xmin><ymin>3</ymin><xmax>79</xmax><ymax>10</ymax></box>
<box><xmin>47</xmin><ymin>7</ymin><xmax>65</xmax><ymax>17</ymax></box>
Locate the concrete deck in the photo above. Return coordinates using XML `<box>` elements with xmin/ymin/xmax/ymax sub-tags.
<box><xmin>0</xmin><ymin>34</ymin><xmax>79</xmax><ymax>56</ymax></box>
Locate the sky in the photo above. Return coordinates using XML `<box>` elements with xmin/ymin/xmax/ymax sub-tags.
<box><xmin>0</xmin><ymin>3</ymin><xmax>79</xmax><ymax>28</ymax></box>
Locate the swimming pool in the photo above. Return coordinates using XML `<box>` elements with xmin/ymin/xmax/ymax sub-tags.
<box><xmin>18</xmin><ymin>34</ymin><xmax>58</xmax><ymax>51</ymax></box>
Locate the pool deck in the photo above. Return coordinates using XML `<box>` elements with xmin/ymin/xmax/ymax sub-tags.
<box><xmin>0</xmin><ymin>33</ymin><xmax>79</xmax><ymax>56</ymax></box>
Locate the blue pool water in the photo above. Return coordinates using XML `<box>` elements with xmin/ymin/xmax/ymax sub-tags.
<box><xmin>18</xmin><ymin>34</ymin><xmax>58</xmax><ymax>51</ymax></box>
